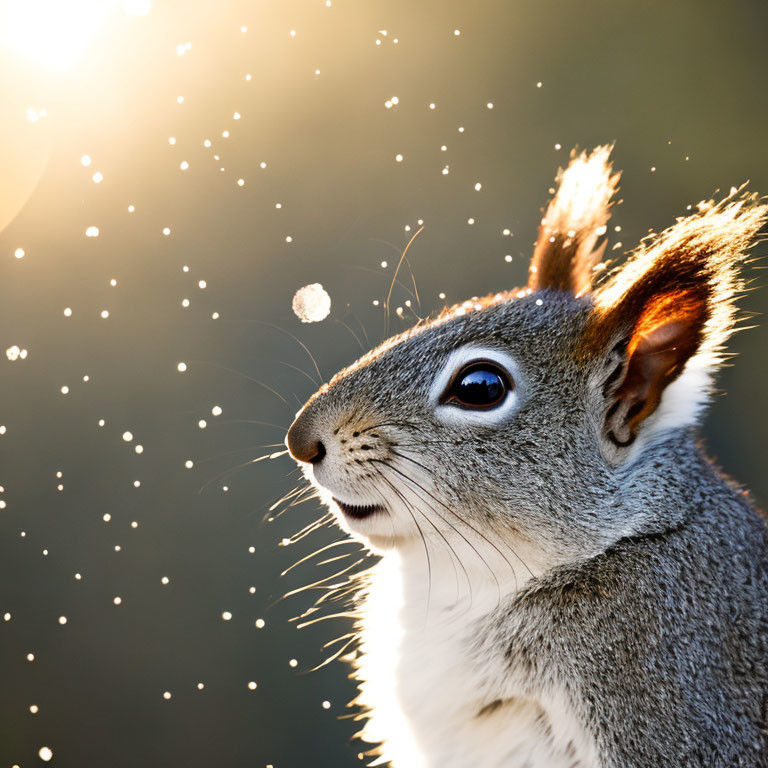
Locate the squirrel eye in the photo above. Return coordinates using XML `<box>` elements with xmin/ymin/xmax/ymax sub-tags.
<box><xmin>444</xmin><ymin>362</ymin><xmax>511</xmax><ymax>409</ymax></box>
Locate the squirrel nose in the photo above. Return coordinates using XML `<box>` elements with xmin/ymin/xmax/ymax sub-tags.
<box><xmin>286</xmin><ymin>412</ymin><xmax>326</xmax><ymax>464</ymax></box>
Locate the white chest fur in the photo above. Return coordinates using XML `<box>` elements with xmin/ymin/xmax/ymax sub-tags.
<box><xmin>353</xmin><ymin>549</ymin><xmax>599</xmax><ymax>768</ymax></box>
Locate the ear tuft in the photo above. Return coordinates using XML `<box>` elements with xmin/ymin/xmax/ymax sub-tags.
<box><xmin>586</xmin><ymin>188</ymin><xmax>768</xmax><ymax>447</ymax></box>
<box><xmin>529</xmin><ymin>145</ymin><xmax>620</xmax><ymax>295</ymax></box>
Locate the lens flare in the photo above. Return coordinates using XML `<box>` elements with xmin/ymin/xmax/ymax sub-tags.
<box><xmin>0</xmin><ymin>0</ymin><xmax>113</xmax><ymax>70</ymax></box>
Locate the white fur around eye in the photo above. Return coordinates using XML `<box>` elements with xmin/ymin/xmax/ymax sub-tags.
<box><xmin>430</xmin><ymin>346</ymin><xmax>525</xmax><ymax>426</ymax></box>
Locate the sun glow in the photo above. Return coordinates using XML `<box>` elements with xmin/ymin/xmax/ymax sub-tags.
<box><xmin>0</xmin><ymin>0</ymin><xmax>127</xmax><ymax>71</ymax></box>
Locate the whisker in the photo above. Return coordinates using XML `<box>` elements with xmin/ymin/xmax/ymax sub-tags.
<box><xmin>217</xmin><ymin>419</ymin><xmax>288</xmax><ymax>431</ymax></box>
<box><xmin>276</xmin><ymin>360</ymin><xmax>320</xmax><ymax>389</ymax></box>
<box><xmin>378</xmin><ymin>457</ymin><xmax>520</xmax><ymax>599</ymax></box>
<box><xmin>194</xmin><ymin>443</ymin><xmax>286</xmax><ymax>466</ymax></box>
<box><xmin>309</xmin><ymin>633</ymin><xmax>359</xmax><ymax>672</ymax></box>
<box><xmin>385</xmin><ymin>225</ymin><xmax>425</xmax><ymax>337</ymax></box>
<box><xmin>345</xmin><ymin>307</ymin><xmax>370</xmax><ymax>346</ymax></box>
<box><xmin>297</xmin><ymin>567</ymin><xmax>371</xmax><ymax>615</ymax></box>
<box><xmin>196</xmin><ymin>449</ymin><xmax>287</xmax><ymax>495</ymax></box>
<box><xmin>402</xmin><ymin>253</ymin><xmax>422</xmax><ymax>315</ymax></box>
<box><xmin>370</xmin><ymin>465</ymin><xmax>434</xmax><ymax>615</ymax></box>
<box><xmin>359</xmin><ymin>420</ymin><xmax>422</xmax><ymax>434</ymax></box>
<box><xmin>278</xmin><ymin>557</ymin><xmax>367</xmax><ymax>604</ymax></box>
<box><xmin>309</xmin><ymin>576</ymin><xmax>367</xmax><ymax>610</ymax></box>
<box><xmin>392</xmin><ymin>450</ymin><xmax>534</xmax><ymax>580</ymax></box>
<box><xmin>367</xmin><ymin>236</ymin><xmax>410</xmax><ymax>257</ymax></box>
<box><xmin>276</xmin><ymin>479</ymin><xmax>393</xmax><ymax>672</ymax></box>
<box><xmin>366</xmin><ymin>236</ymin><xmax>425</xmax><ymax>315</ymax></box>
<box><xmin>374</xmin><ymin>466</ymin><xmax>467</xmax><ymax>608</ymax></box>
<box><xmin>332</xmin><ymin>317</ymin><xmax>365</xmax><ymax>352</ymax></box>
<box><xmin>373</xmin><ymin>460</ymin><xmax>497</xmax><ymax>604</ymax></box>
<box><xmin>351</xmin><ymin>264</ymin><xmax>420</xmax><ymax>305</ymax></box>
<box><xmin>296</xmin><ymin>610</ymin><xmax>360</xmax><ymax>629</ymax></box>
<box><xmin>269</xmin><ymin>484</ymin><xmax>312</xmax><ymax>513</ymax></box>
<box><xmin>316</xmin><ymin>553</ymin><xmax>360</xmax><ymax>567</ymax></box>
<box><xmin>395</xmin><ymin>438</ymin><xmax>463</xmax><ymax>447</ymax></box>
<box><xmin>281</xmin><ymin>539</ymin><xmax>360</xmax><ymax>577</ymax></box>
<box><xmin>186</xmin><ymin>360</ymin><xmax>292</xmax><ymax>407</ymax></box>
<box><xmin>263</xmin><ymin>484</ymin><xmax>319</xmax><ymax>522</ymax></box>
<box><xmin>287</xmin><ymin>512</ymin><xmax>335</xmax><ymax>544</ymax></box>
<box><xmin>250</xmin><ymin>320</ymin><xmax>324</xmax><ymax>384</ymax></box>
<box><xmin>267</xmin><ymin>484</ymin><xmax>304</xmax><ymax>514</ymax></box>
<box><xmin>322</xmin><ymin>631</ymin><xmax>357</xmax><ymax>650</ymax></box>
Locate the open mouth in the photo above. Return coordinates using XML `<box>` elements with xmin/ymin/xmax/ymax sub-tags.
<box><xmin>333</xmin><ymin>498</ymin><xmax>385</xmax><ymax>519</ymax></box>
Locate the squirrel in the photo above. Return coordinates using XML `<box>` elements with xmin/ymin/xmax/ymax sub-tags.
<box><xmin>286</xmin><ymin>146</ymin><xmax>768</xmax><ymax>768</ymax></box>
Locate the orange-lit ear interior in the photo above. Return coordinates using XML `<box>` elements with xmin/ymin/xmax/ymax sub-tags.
<box><xmin>607</xmin><ymin>289</ymin><xmax>708</xmax><ymax>446</ymax></box>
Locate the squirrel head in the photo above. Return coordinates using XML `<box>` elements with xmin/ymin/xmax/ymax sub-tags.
<box><xmin>286</xmin><ymin>147</ymin><xmax>767</xmax><ymax>565</ymax></box>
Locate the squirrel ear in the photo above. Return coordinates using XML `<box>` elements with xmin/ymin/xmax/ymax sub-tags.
<box><xmin>585</xmin><ymin>190</ymin><xmax>767</xmax><ymax>450</ymax></box>
<box><xmin>600</xmin><ymin>289</ymin><xmax>708</xmax><ymax>446</ymax></box>
<box><xmin>528</xmin><ymin>145</ymin><xmax>620</xmax><ymax>296</ymax></box>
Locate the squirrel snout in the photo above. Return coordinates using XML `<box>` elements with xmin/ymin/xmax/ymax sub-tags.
<box><xmin>286</xmin><ymin>412</ymin><xmax>326</xmax><ymax>464</ymax></box>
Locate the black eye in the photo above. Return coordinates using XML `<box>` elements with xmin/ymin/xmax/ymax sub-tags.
<box><xmin>444</xmin><ymin>362</ymin><xmax>511</xmax><ymax>409</ymax></box>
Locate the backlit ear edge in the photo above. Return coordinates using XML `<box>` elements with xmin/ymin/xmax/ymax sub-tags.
<box><xmin>529</xmin><ymin>145</ymin><xmax>620</xmax><ymax>296</ymax></box>
<box><xmin>583</xmin><ymin>188</ymin><xmax>767</xmax><ymax>455</ymax></box>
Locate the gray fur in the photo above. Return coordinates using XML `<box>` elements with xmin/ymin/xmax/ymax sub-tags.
<box><xmin>286</xmin><ymin>158</ymin><xmax>768</xmax><ymax>766</ymax></box>
<box><xmin>480</xmin><ymin>428</ymin><xmax>768</xmax><ymax>767</ymax></box>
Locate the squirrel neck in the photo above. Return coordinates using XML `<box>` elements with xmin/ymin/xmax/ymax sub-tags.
<box><xmin>613</xmin><ymin>426</ymin><xmax>732</xmax><ymax>537</ymax></box>
<box><xmin>391</xmin><ymin>525</ymin><xmax>557</xmax><ymax>619</ymax></box>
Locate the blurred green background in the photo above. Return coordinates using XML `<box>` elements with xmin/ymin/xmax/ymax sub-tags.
<box><xmin>0</xmin><ymin>1</ymin><xmax>766</xmax><ymax>766</ymax></box>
